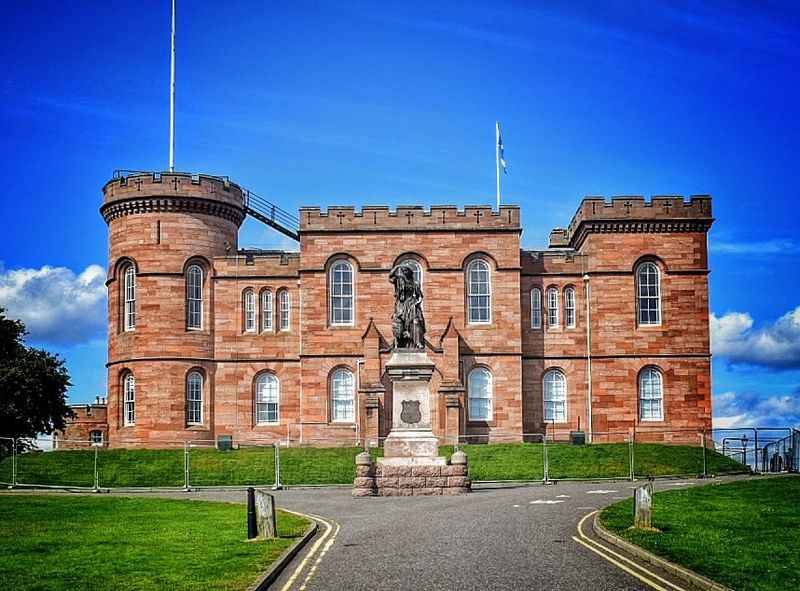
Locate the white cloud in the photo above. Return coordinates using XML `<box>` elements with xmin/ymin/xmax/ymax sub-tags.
<box><xmin>713</xmin><ymin>390</ymin><xmax>800</xmax><ymax>429</ymax></box>
<box><xmin>711</xmin><ymin>306</ymin><xmax>800</xmax><ymax>369</ymax></box>
<box><xmin>0</xmin><ymin>264</ymin><xmax>106</xmax><ymax>345</ymax></box>
<box><xmin>710</xmin><ymin>238</ymin><xmax>799</xmax><ymax>255</ymax></box>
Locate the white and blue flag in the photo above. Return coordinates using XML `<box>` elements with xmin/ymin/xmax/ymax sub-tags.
<box><xmin>497</xmin><ymin>122</ymin><xmax>508</xmax><ymax>174</ymax></box>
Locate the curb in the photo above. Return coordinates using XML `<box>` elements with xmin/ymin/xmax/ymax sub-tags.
<box><xmin>592</xmin><ymin>512</ymin><xmax>732</xmax><ymax>591</ymax></box>
<box><xmin>247</xmin><ymin>517</ymin><xmax>319</xmax><ymax>591</ymax></box>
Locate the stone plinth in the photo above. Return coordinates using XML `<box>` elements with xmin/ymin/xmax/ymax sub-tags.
<box><xmin>352</xmin><ymin>450</ymin><xmax>471</xmax><ymax>497</ymax></box>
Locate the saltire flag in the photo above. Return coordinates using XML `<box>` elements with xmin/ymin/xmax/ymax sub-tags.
<box><xmin>497</xmin><ymin>123</ymin><xmax>508</xmax><ymax>174</ymax></box>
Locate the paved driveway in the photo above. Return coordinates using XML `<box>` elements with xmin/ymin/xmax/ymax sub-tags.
<box><xmin>167</xmin><ymin>477</ymin><xmax>731</xmax><ymax>591</ymax></box>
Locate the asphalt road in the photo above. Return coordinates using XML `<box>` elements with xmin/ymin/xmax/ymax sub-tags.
<box><xmin>168</xmin><ymin>477</ymin><xmax>738</xmax><ymax>591</ymax></box>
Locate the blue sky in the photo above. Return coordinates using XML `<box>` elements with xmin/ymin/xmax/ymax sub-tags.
<box><xmin>1</xmin><ymin>1</ymin><xmax>798</xmax><ymax>429</ymax></box>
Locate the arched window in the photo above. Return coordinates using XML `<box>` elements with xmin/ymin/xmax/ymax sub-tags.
<box><xmin>279</xmin><ymin>290</ymin><xmax>290</xmax><ymax>331</ymax></box>
<box><xmin>261</xmin><ymin>290</ymin><xmax>273</xmax><ymax>332</ymax></box>
<box><xmin>187</xmin><ymin>371</ymin><xmax>203</xmax><ymax>425</ymax></box>
<box><xmin>243</xmin><ymin>289</ymin><xmax>256</xmax><ymax>333</ymax></box>
<box><xmin>123</xmin><ymin>373</ymin><xmax>135</xmax><ymax>426</ymax></box>
<box><xmin>468</xmin><ymin>367</ymin><xmax>493</xmax><ymax>421</ymax></box>
<box><xmin>547</xmin><ymin>287</ymin><xmax>559</xmax><ymax>328</ymax></box>
<box><xmin>531</xmin><ymin>288</ymin><xmax>542</xmax><ymax>329</ymax></box>
<box><xmin>564</xmin><ymin>287</ymin><xmax>576</xmax><ymax>328</ymax></box>
<box><xmin>123</xmin><ymin>265</ymin><xmax>136</xmax><ymax>331</ymax></box>
<box><xmin>331</xmin><ymin>368</ymin><xmax>355</xmax><ymax>423</ymax></box>
<box><xmin>639</xmin><ymin>367</ymin><xmax>664</xmax><ymax>421</ymax></box>
<box><xmin>330</xmin><ymin>260</ymin><xmax>354</xmax><ymax>326</ymax></box>
<box><xmin>186</xmin><ymin>265</ymin><xmax>203</xmax><ymax>330</ymax></box>
<box><xmin>90</xmin><ymin>430</ymin><xmax>103</xmax><ymax>446</ymax></box>
<box><xmin>543</xmin><ymin>369</ymin><xmax>566</xmax><ymax>422</ymax></box>
<box><xmin>255</xmin><ymin>373</ymin><xmax>279</xmax><ymax>424</ymax></box>
<box><xmin>637</xmin><ymin>262</ymin><xmax>661</xmax><ymax>325</ymax></box>
<box><xmin>467</xmin><ymin>259</ymin><xmax>491</xmax><ymax>324</ymax></box>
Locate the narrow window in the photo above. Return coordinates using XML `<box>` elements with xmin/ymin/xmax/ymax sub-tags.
<box><xmin>639</xmin><ymin>367</ymin><xmax>664</xmax><ymax>421</ymax></box>
<box><xmin>564</xmin><ymin>287</ymin><xmax>576</xmax><ymax>328</ymax></box>
<box><xmin>468</xmin><ymin>367</ymin><xmax>493</xmax><ymax>421</ymax></box>
<box><xmin>279</xmin><ymin>290</ymin><xmax>290</xmax><ymax>331</ymax></box>
<box><xmin>543</xmin><ymin>370</ymin><xmax>567</xmax><ymax>422</ymax></box>
<box><xmin>123</xmin><ymin>265</ymin><xmax>136</xmax><ymax>331</ymax></box>
<box><xmin>255</xmin><ymin>373</ymin><xmax>279</xmax><ymax>424</ymax></box>
<box><xmin>637</xmin><ymin>262</ymin><xmax>661</xmax><ymax>325</ymax></box>
<box><xmin>186</xmin><ymin>265</ymin><xmax>203</xmax><ymax>330</ymax></box>
<box><xmin>243</xmin><ymin>289</ymin><xmax>256</xmax><ymax>332</ymax></box>
<box><xmin>547</xmin><ymin>287</ymin><xmax>559</xmax><ymax>328</ymax></box>
<box><xmin>331</xmin><ymin>368</ymin><xmax>355</xmax><ymax>423</ymax></box>
<box><xmin>261</xmin><ymin>290</ymin><xmax>273</xmax><ymax>332</ymax></box>
<box><xmin>123</xmin><ymin>373</ymin><xmax>135</xmax><ymax>426</ymax></box>
<box><xmin>187</xmin><ymin>371</ymin><xmax>203</xmax><ymax>425</ymax></box>
<box><xmin>531</xmin><ymin>288</ymin><xmax>542</xmax><ymax>329</ymax></box>
<box><xmin>467</xmin><ymin>259</ymin><xmax>491</xmax><ymax>324</ymax></box>
<box><xmin>90</xmin><ymin>430</ymin><xmax>103</xmax><ymax>446</ymax></box>
<box><xmin>330</xmin><ymin>261</ymin><xmax>354</xmax><ymax>326</ymax></box>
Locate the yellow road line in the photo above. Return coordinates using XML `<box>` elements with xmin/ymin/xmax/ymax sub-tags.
<box><xmin>298</xmin><ymin>521</ymin><xmax>340</xmax><ymax>591</ymax></box>
<box><xmin>574</xmin><ymin>511</ymin><xmax>688</xmax><ymax>591</ymax></box>
<box><xmin>279</xmin><ymin>511</ymin><xmax>336</xmax><ymax>591</ymax></box>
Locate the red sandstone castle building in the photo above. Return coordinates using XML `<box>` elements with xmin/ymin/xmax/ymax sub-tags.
<box><xmin>99</xmin><ymin>172</ymin><xmax>713</xmax><ymax>447</ymax></box>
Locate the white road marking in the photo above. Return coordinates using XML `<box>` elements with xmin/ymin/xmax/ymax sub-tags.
<box><xmin>513</xmin><ymin>504</ymin><xmax>521</xmax><ymax>507</ymax></box>
<box><xmin>586</xmin><ymin>490</ymin><xmax>618</xmax><ymax>495</ymax></box>
<box><xmin>556</xmin><ymin>494</ymin><xmax>571</xmax><ymax>498</ymax></box>
<box><xmin>529</xmin><ymin>499</ymin><xmax>565</xmax><ymax>505</ymax></box>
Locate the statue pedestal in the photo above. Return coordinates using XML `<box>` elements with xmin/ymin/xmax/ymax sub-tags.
<box><xmin>352</xmin><ymin>349</ymin><xmax>470</xmax><ymax>496</ymax></box>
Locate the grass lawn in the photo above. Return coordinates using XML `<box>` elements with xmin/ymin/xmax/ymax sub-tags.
<box><xmin>601</xmin><ymin>476</ymin><xmax>800</xmax><ymax>591</ymax></box>
<box><xmin>2</xmin><ymin>442</ymin><xmax>745</xmax><ymax>488</ymax></box>
<box><xmin>0</xmin><ymin>494</ymin><xmax>310</xmax><ymax>591</ymax></box>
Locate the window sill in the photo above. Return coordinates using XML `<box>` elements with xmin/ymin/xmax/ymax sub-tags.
<box><xmin>255</xmin><ymin>422</ymin><xmax>280</xmax><ymax>427</ymax></box>
<box><xmin>186</xmin><ymin>424</ymin><xmax>207</xmax><ymax>430</ymax></box>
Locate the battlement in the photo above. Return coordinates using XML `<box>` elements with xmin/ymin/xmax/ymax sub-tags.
<box><xmin>101</xmin><ymin>172</ymin><xmax>246</xmax><ymax>225</ymax></box>
<box><xmin>299</xmin><ymin>205</ymin><xmax>520</xmax><ymax>233</ymax></box>
<box><xmin>552</xmin><ymin>195</ymin><xmax>713</xmax><ymax>248</ymax></box>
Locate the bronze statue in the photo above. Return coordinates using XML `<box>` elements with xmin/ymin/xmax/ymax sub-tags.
<box><xmin>389</xmin><ymin>263</ymin><xmax>425</xmax><ymax>349</ymax></box>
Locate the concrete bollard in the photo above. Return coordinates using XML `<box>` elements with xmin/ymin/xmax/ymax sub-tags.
<box><xmin>633</xmin><ymin>481</ymin><xmax>654</xmax><ymax>530</ymax></box>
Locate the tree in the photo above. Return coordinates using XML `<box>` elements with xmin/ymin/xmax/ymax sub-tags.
<box><xmin>0</xmin><ymin>307</ymin><xmax>72</xmax><ymax>453</ymax></box>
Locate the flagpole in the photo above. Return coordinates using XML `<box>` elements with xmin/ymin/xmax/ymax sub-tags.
<box><xmin>168</xmin><ymin>0</ymin><xmax>176</xmax><ymax>172</ymax></box>
<box><xmin>495</xmin><ymin>121</ymin><xmax>501</xmax><ymax>210</ymax></box>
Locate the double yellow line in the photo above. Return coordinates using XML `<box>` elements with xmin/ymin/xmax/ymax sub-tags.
<box><xmin>279</xmin><ymin>510</ymin><xmax>340</xmax><ymax>591</ymax></box>
<box><xmin>572</xmin><ymin>511</ymin><xmax>688</xmax><ymax>591</ymax></box>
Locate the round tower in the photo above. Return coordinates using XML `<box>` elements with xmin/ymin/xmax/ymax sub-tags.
<box><xmin>101</xmin><ymin>172</ymin><xmax>245</xmax><ymax>446</ymax></box>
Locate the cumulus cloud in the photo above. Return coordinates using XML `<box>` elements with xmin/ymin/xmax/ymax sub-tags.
<box><xmin>0</xmin><ymin>264</ymin><xmax>106</xmax><ymax>345</ymax></box>
<box><xmin>710</xmin><ymin>238</ymin><xmax>799</xmax><ymax>255</ymax></box>
<box><xmin>711</xmin><ymin>307</ymin><xmax>800</xmax><ymax>369</ymax></box>
<box><xmin>713</xmin><ymin>390</ymin><xmax>800</xmax><ymax>429</ymax></box>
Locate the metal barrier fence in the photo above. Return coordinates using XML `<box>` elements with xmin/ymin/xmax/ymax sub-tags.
<box><xmin>711</xmin><ymin>427</ymin><xmax>798</xmax><ymax>473</ymax></box>
<box><xmin>0</xmin><ymin>428</ymin><xmax>755</xmax><ymax>491</ymax></box>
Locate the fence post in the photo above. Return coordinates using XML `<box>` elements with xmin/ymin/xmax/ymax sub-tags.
<box><xmin>700</xmin><ymin>431</ymin><xmax>707</xmax><ymax>478</ymax></box>
<box><xmin>628</xmin><ymin>438</ymin><xmax>635</xmax><ymax>482</ymax></box>
<box><xmin>184</xmin><ymin>442</ymin><xmax>190</xmax><ymax>491</ymax></box>
<box><xmin>93</xmin><ymin>445</ymin><xmax>100</xmax><ymax>492</ymax></box>
<box><xmin>12</xmin><ymin>438</ymin><xmax>17</xmax><ymax>488</ymax></box>
<box><xmin>543</xmin><ymin>434</ymin><xmax>550</xmax><ymax>485</ymax></box>
<box><xmin>272</xmin><ymin>443</ymin><xmax>282</xmax><ymax>491</ymax></box>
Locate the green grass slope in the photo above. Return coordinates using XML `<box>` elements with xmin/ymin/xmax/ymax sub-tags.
<box><xmin>1</xmin><ymin>442</ymin><xmax>745</xmax><ymax>488</ymax></box>
<box><xmin>601</xmin><ymin>476</ymin><xmax>800</xmax><ymax>591</ymax></box>
<box><xmin>0</xmin><ymin>495</ymin><xmax>309</xmax><ymax>591</ymax></box>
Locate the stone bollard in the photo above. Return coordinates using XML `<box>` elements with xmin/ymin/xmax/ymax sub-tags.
<box><xmin>353</xmin><ymin>451</ymin><xmax>376</xmax><ymax>497</ymax></box>
<box><xmin>254</xmin><ymin>489</ymin><xmax>278</xmax><ymax>539</ymax></box>
<box><xmin>633</xmin><ymin>481</ymin><xmax>654</xmax><ymax>530</ymax></box>
<box><xmin>443</xmin><ymin>450</ymin><xmax>471</xmax><ymax>495</ymax></box>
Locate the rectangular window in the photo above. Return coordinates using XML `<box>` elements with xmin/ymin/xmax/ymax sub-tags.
<box><xmin>467</xmin><ymin>262</ymin><xmax>491</xmax><ymax>324</ymax></box>
<box><xmin>187</xmin><ymin>374</ymin><xmax>203</xmax><ymax>425</ymax></box>
<box><xmin>279</xmin><ymin>291</ymin><xmax>290</xmax><ymax>331</ymax></box>
<box><xmin>124</xmin><ymin>268</ymin><xmax>136</xmax><ymax>331</ymax></box>
<box><xmin>547</xmin><ymin>288</ymin><xmax>559</xmax><ymax>328</ymax></box>
<box><xmin>244</xmin><ymin>291</ymin><xmax>256</xmax><ymax>332</ymax></box>
<box><xmin>531</xmin><ymin>289</ymin><xmax>542</xmax><ymax>329</ymax></box>
<box><xmin>261</xmin><ymin>291</ymin><xmax>273</xmax><ymax>331</ymax></box>
<box><xmin>565</xmin><ymin>288</ymin><xmax>576</xmax><ymax>328</ymax></box>
<box><xmin>256</xmin><ymin>376</ymin><xmax>279</xmax><ymax>424</ymax></box>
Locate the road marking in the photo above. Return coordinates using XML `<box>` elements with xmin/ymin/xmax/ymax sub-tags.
<box><xmin>530</xmin><ymin>499</ymin><xmax>565</xmax><ymax>504</ymax></box>
<box><xmin>556</xmin><ymin>494</ymin><xmax>571</xmax><ymax>498</ymax></box>
<box><xmin>513</xmin><ymin>504</ymin><xmax>521</xmax><ymax>507</ymax></box>
<box><xmin>279</xmin><ymin>511</ymin><xmax>337</xmax><ymax>591</ymax></box>
<box><xmin>298</xmin><ymin>521</ymin><xmax>340</xmax><ymax>591</ymax></box>
<box><xmin>586</xmin><ymin>490</ymin><xmax>618</xmax><ymax>494</ymax></box>
<box><xmin>574</xmin><ymin>511</ymin><xmax>688</xmax><ymax>591</ymax></box>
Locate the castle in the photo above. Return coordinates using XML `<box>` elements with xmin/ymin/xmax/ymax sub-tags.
<box><xmin>93</xmin><ymin>171</ymin><xmax>713</xmax><ymax>447</ymax></box>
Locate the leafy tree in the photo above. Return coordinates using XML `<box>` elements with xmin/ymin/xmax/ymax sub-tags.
<box><xmin>0</xmin><ymin>307</ymin><xmax>72</xmax><ymax>453</ymax></box>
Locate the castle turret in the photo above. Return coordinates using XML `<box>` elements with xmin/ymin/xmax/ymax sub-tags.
<box><xmin>101</xmin><ymin>172</ymin><xmax>245</xmax><ymax>445</ymax></box>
